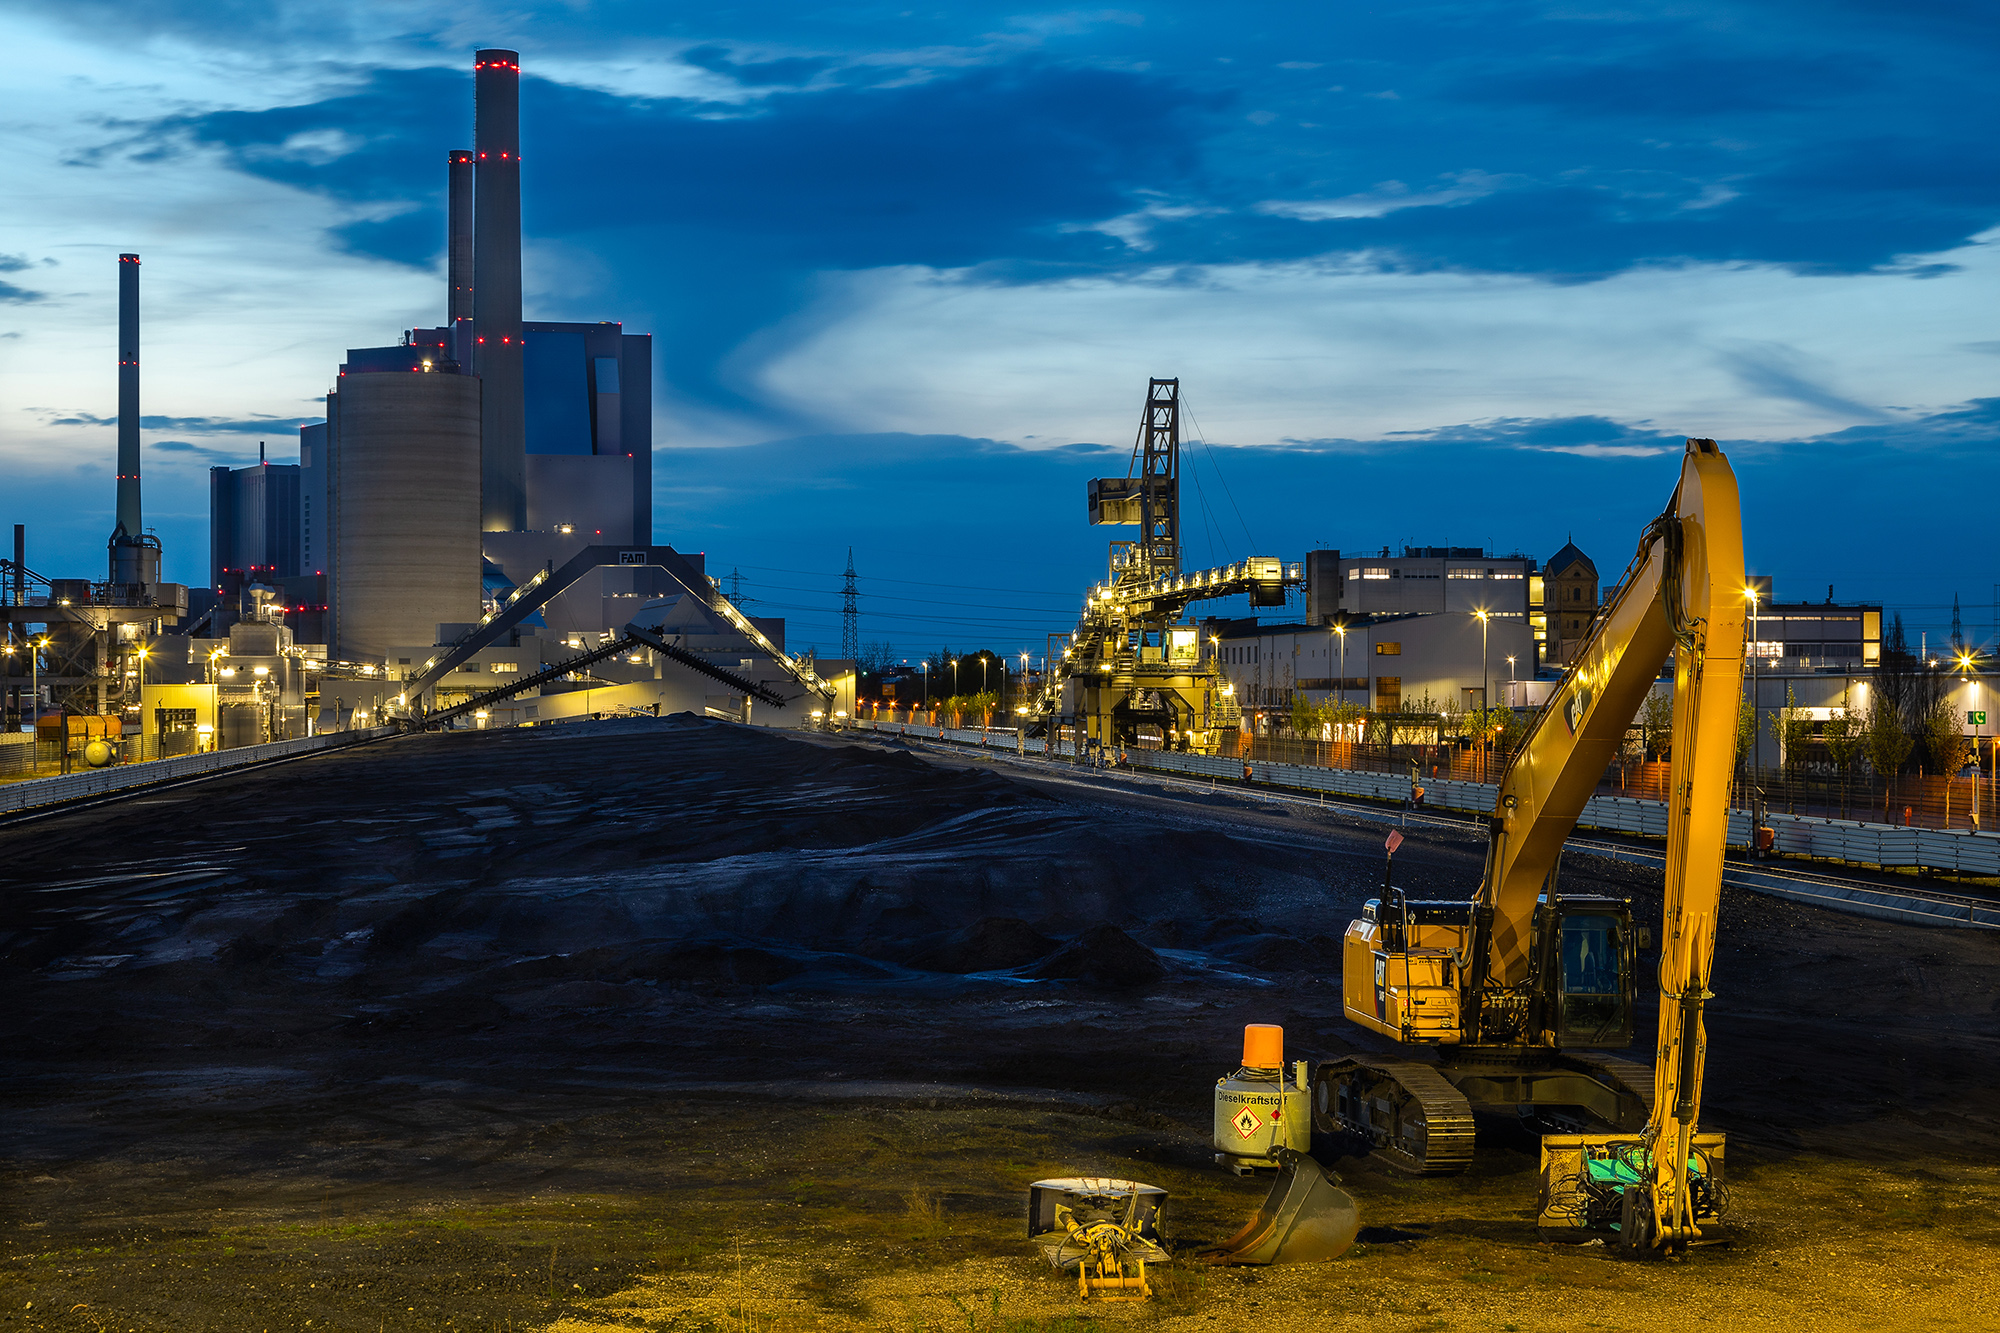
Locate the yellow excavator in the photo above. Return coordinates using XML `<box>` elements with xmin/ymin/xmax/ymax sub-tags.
<box><xmin>1319</xmin><ymin>437</ymin><xmax>1744</xmax><ymax>1255</ymax></box>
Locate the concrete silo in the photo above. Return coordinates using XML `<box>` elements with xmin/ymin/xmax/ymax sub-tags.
<box><xmin>327</xmin><ymin>370</ymin><xmax>483</xmax><ymax>663</ymax></box>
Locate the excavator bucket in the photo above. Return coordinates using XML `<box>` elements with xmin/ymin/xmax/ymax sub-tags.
<box><xmin>1198</xmin><ymin>1149</ymin><xmax>1360</xmax><ymax>1265</ymax></box>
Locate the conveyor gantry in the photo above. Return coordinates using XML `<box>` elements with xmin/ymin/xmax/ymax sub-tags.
<box><xmin>395</xmin><ymin>543</ymin><xmax>831</xmax><ymax>718</ymax></box>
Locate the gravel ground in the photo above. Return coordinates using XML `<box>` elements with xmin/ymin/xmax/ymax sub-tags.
<box><xmin>2</xmin><ymin>715</ymin><xmax>1995</xmax><ymax>1332</ymax></box>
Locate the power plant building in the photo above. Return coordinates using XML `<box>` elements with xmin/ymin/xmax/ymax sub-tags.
<box><xmin>324</xmin><ymin>368</ymin><xmax>484</xmax><ymax>663</ymax></box>
<box><xmin>209</xmin><ymin>452</ymin><xmax>302</xmax><ymax>588</ymax></box>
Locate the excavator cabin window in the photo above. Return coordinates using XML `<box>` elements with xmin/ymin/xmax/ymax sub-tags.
<box><xmin>1555</xmin><ymin>913</ymin><xmax>1630</xmax><ymax>1046</ymax></box>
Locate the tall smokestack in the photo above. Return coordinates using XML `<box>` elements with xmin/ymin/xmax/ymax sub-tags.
<box><xmin>473</xmin><ymin>49</ymin><xmax>526</xmax><ymax>532</ymax></box>
<box><xmin>447</xmin><ymin>149</ymin><xmax>474</xmax><ymax>331</ymax></box>
<box><xmin>107</xmin><ymin>252</ymin><xmax>158</xmax><ymax>587</ymax></box>
<box><xmin>115</xmin><ymin>253</ymin><xmax>141</xmax><ymax>539</ymax></box>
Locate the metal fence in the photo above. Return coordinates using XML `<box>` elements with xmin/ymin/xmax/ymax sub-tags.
<box><xmin>0</xmin><ymin>726</ymin><xmax>396</xmax><ymax>816</ymax></box>
<box><xmin>840</xmin><ymin>718</ymin><xmax>2000</xmax><ymax>879</ymax></box>
<box><xmin>0</xmin><ymin>730</ymin><xmax>211</xmax><ymax>782</ymax></box>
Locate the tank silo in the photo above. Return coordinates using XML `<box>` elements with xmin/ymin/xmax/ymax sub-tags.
<box><xmin>327</xmin><ymin>370</ymin><xmax>483</xmax><ymax>664</ymax></box>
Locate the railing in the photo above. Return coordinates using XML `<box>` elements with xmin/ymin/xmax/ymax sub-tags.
<box><xmin>0</xmin><ymin>726</ymin><xmax>397</xmax><ymax>816</ymax></box>
<box><xmin>0</xmin><ymin>730</ymin><xmax>209</xmax><ymax>782</ymax></box>
<box><xmin>838</xmin><ymin>718</ymin><xmax>2000</xmax><ymax>881</ymax></box>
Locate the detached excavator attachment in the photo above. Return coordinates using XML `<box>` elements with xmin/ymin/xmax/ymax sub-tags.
<box><xmin>1199</xmin><ymin>1149</ymin><xmax>1361</xmax><ymax>1265</ymax></box>
<box><xmin>1028</xmin><ymin>1178</ymin><xmax>1169</xmax><ymax>1299</ymax></box>
<box><xmin>1538</xmin><ymin>1133</ymin><xmax>1727</xmax><ymax>1251</ymax></box>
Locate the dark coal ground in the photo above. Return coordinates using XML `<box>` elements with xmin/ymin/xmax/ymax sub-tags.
<box><xmin>3</xmin><ymin>715</ymin><xmax>1997</xmax><ymax>1331</ymax></box>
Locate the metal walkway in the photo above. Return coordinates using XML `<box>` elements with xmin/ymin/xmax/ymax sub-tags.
<box><xmin>423</xmin><ymin>622</ymin><xmax>786</xmax><ymax>728</ymax></box>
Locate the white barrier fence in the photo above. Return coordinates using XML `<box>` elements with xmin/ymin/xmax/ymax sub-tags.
<box><xmin>845</xmin><ymin>720</ymin><xmax>2000</xmax><ymax>879</ymax></box>
<box><xmin>0</xmin><ymin>726</ymin><xmax>396</xmax><ymax>817</ymax></box>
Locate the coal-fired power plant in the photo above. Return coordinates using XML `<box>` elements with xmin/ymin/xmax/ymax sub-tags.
<box><xmin>0</xmin><ymin>42</ymin><xmax>826</xmax><ymax>757</ymax></box>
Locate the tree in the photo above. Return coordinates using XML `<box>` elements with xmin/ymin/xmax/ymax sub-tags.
<box><xmin>1290</xmin><ymin>691</ymin><xmax>1326</xmax><ymax>739</ymax></box>
<box><xmin>1865</xmin><ymin>688</ymin><xmax>1913</xmax><ymax>811</ymax></box>
<box><xmin>1922</xmin><ymin>695</ymin><xmax>1971</xmax><ymax>781</ymax></box>
<box><xmin>1823</xmin><ymin>688</ymin><xmax>1862</xmax><ymax>818</ymax></box>
<box><xmin>1734</xmin><ymin>690</ymin><xmax>1757</xmax><ymax>773</ymax></box>
<box><xmin>1768</xmin><ymin>684</ymin><xmax>1814</xmax><ymax>775</ymax></box>
<box><xmin>1328</xmin><ymin>698</ymin><xmax>1365</xmax><ymax>742</ymax></box>
<box><xmin>1639</xmin><ymin>687</ymin><xmax>1674</xmax><ymax>762</ymax></box>
<box><xmin>1766</xmin><ymin>684</ymin><xmax>1815</xmax><ymax>810</ymax></box>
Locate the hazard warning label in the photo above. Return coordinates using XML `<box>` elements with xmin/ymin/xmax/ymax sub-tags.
<box><xmin>1230</xmin><ymin>1106</ymin><xmax>1262</xmax><ymax>1139</ymax></box>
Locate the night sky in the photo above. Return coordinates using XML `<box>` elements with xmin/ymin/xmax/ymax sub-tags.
<box><xmin>2</xmin><ymin>2</ymin><xmax>1996</xmax><ymax>659</ymax></box>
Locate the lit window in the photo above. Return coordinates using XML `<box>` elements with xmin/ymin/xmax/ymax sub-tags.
<box><xmin>1448</xmin><ymin>567</ymin><xmax>1484</xmax><ymax>579</ymax></box>
<box><xmin>492</xmin><ymin>663</ymin><xmax>518</xmax><ymax>673</ymax></box>
<box><xmin>1361</xmin><ymin>567</ymin><xmax>1391</xmax><ymax>580</ymax></box>
<box><xmin>1375</xmin><ymin>642</ymin><xmax>1401</xmax><ymax>656</ymax></box>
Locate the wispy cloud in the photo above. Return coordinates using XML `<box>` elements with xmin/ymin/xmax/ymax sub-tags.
<box><xmin>44</xmin><ymin>412</ymin><xmax>323</xmax><ymax>434</ymax></box>
<box><xmin>1256</xmin><ymin>171</ymin><xmax>1514</xmax><ymax>221</ymax></box>
<box><xmin>1721</xmin><ymin>343</ymin><xmax>1889</xmax><ymax>422</ymax></box>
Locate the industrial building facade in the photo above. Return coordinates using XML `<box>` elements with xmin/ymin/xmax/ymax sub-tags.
<box><xmin>1207</xmin><ymin>611</ymin><xmax>1535</xmax><ymax>722</ymax></box>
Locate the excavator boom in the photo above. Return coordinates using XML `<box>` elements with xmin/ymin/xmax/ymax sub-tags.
<box><xmin>1527</xmin><ymin>439</ymin><xmax>1745</xmax><ymax>1252</ymax></box>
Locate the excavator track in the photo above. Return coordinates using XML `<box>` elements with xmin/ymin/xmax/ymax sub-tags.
<box><xmin>1313</xmin><ymin>1057</ymin><xmax>1477</xmax><ymax>1176</ymax></box>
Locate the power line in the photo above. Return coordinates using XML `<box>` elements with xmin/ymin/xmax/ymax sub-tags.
<box><xmin>729</xmin><ymin>562</ymin><xmax>1076</xmax><ymax>598</ymax></box>
<box><xmin>1181</xmin><ymin>399</ymin><xmax>1259</xmax><ymax>552</ymax></box>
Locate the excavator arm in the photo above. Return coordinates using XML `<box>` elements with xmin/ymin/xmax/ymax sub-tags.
<box><xmin>1481</xmin><ymin>439</ymin><xmax>1744</xmax><ymax>984</ymax></box>
<box><xmin>1519</xmin><ymin>438</ymin><xmax>1746</xmax><ymax>1253</ymax></box>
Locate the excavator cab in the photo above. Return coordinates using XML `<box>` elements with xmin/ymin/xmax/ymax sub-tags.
<box><xmin>1341</xmin><ymin>890</ymin><xmax>1636</xmax><ymax>1052</ymax></box>
<box><xmin>1532</xmin><ymin>896</ymin><xmax>1637</xmax><ymax>1050</ymax></box>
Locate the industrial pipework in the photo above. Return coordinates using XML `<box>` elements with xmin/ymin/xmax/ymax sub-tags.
<box><xmin>473</xmin><ymin>48</ymin><xmax>527</xmax><ymax>533</ymax></box>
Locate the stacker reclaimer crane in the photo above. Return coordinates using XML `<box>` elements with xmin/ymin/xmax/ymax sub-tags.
<box><xmin>1321</xmin><ymin>437</ymin><xmax>1744</xmax><ymax>1255</ymax></box>
<box><xmin>1034</xmin><ymin>378</ymin><xmax>1301</xmax><ymax>751</ymax></box>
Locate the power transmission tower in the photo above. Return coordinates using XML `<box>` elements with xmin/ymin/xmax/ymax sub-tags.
<box><xmin>725</xmin><ymin>567</ymin><xmax>755</xmax><ymax>607</ymax></box>
<box><xmin>841</xmin><ymin>547</ymin><xmax>860</xmax><ymax>662</ymax></box>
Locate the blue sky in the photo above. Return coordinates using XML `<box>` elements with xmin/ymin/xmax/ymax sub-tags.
<box><xmin>2</xmin><ymin>1</ymin><xmax>1997</xmax><ymax>659</ymax></box>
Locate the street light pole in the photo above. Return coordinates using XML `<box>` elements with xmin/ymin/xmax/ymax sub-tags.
<box><xmin>31</xmin><ymin>634</ymin><xmax>45</xmax><ymax>736</ymax></box>
<box><xmin>1476</xmin><ymin>609</ymin><xmax>1491</xmax><ymax>782</ymax></box>
<box><xmin>1335</xmin><ymin>623</ymin><xmax>1347</xmax><ymax>730</ymax></box>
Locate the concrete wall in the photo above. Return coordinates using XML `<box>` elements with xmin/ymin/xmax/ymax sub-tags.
<box><xmin>328</xmin><ymin>372</ymin><xmax>483</xmax><ymax>662</ymax></box>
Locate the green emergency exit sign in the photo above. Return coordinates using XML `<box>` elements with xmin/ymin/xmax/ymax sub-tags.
<box><xmin>1971</xmin><ymin>711</ymin><xmax>1988</xmax><ymax>726</ymax></box>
